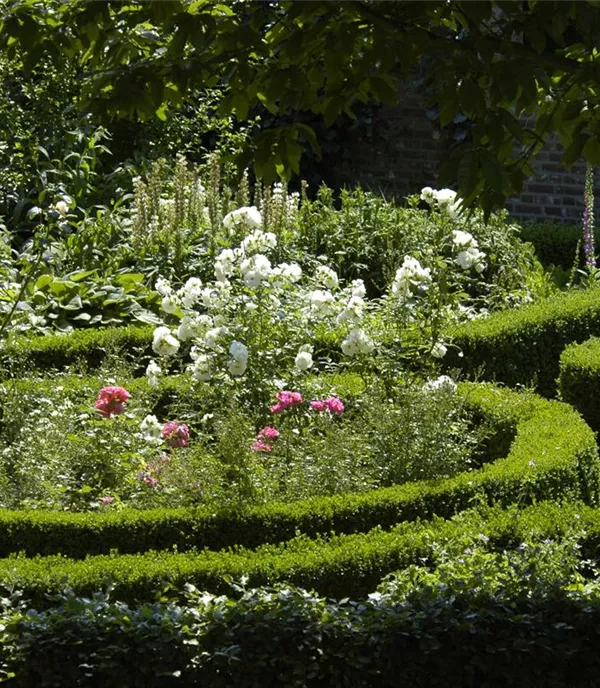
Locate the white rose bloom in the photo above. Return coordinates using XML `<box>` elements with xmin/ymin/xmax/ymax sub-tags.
<box><xmin>201</xmin><ymin>287</ymin><xmax>219</xmax><ymax>308</ymax></box>
<box><xmin>452</xmin><ymin>230</ymin><xmax>478</xmax><ymax>250</ymax></box>
<box><xmin>309</xmin><ymin>289</ymin><xmax>335</xmax><ymax>313</ymax></box>
<box><xmin>391</xmin><ymin>256</ymin><xmax>432</xmax><ymax>299</ymax></box>
<box><xmin>140</xmin><ymin>414</ymin><xmax>163</xmax><ymax>441</ymax></box>
<box><xmin>273</xmin><ymin>262</ymin><xmax>303</xmax><ymax>283</ymax></box>
<box><xmin>420</xmin><ymin>186</ymin><xmax>436</xmax><ymax>204</ymax></box>
<box><xmin>294</xmin><ymin>345</ymin><xmax>313</xmax><ymax>371</ymax></box>
<box><xmin>431</xmin><ymin>342</ymin><xmax>448</xmax><ymax>359</ymax></box>
<box><xmin>240</xmin><ymin>254</ymin><xmax>272</xmax><ymax>287</ymax></box>
<box><xmin>241</xmin><ymin>229</ymin><xmax>277</xmax><ymax>255</ymax></box>
<box><xmin>422</xmin><ymin>375</ymin><xmax>457</xmax><ymax>393</ymax></box>
<box><xmin>351</xmin><ymin>279</ymin><xmax>367</xmax><ymax>298</ymax></box>
<box><xmin>152</xmin><ymin>326</ymin><xmax>180</xmax><ymax>357</ymax></box>
<box><xmin>179</xmin><ymin>277</ymin><xmax>203</xmax><ymax>308</ymax></box>
<box><xmin>204</xmin><ymin>326</ymin><xmax>228</xmax><ymax>350</ymax></box>
<box><xmin>190</xmin><ymin>354</ymin><xmax>212</xmax><ymax>382</ymax></box>
<box><xmin>456</xmin><ymin>247</ymin><xmax>486</xmax><ymax>272</ymax></box>
<box><xmin>54</xmin><ymin>200</ymin><xmax>69</xmax><ymax>217</ymax></box>
<box><xmin>177</xmin><ymin>315</ymin><xmax>201</xmax><ymax>342</ymax></box>
<box><xmin>146</xmin><ymin>360</ymin><xmax>162</xmax><ymax>387</ymax></box>
<box><xmin>341</xmin><ymin>328</ymin><xmax>374</xmax><ymax>357</ymax></box>
<box><xmin>315</xmin><ymin>265</ymin><xmax>339</xmax><ymax>290</ymax></box>
<box><xmin>434</xmin><ymin>188</ymin><xmax>457</xmax><ymax>208</ymax></box>
<box><xmin>228</xmin><ymin>340</ymin><xmax>248</xmax><ymax>376</ymax></box>
<box><xmin>337</xmin><ymin>295</ymin><xmax>364</xmax><ymax>325</ymax></box>
<box><xmin>155</xmin><ymin>277</ymin><xmax>172</xmax><ymax>297</ymax></box>
<box><xmin>161</xmin><ymin>294</ymin><xmax>179</xmax><ymax>314</ymax></box>
<box><xmin>214</xmin><ymin>249</ymin><xmax>237</xmax><ymax>282</ymax></box>
<box><xmin>223</xmin><ymin>206</ymin><xmax>262</xmax><ymax>232</ymax></box>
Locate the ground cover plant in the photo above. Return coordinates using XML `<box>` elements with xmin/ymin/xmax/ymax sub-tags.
<box><xmin>0</xmin><ymin>172</ymin><xmax>599</xmax><ymax>687</ymax></box>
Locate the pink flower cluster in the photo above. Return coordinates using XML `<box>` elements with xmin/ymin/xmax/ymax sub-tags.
<box><xmin>162</xmin><ymin>421</ymin><xmax>190</xmax><ymax>448</ymax></box>
<box><xmin>95</xmin><ymin>386</ymin><xmax>130</xmax><ymax>418</ymax></box>
<box><xmin>251</xmin><ymin>426</ymin><xmax>280</xmax><ymax>453</ymax></box>
<box><xmin>270</xmin><ymin>391</ymin><xmax>303</xmax><ymax>414</ymax></box>
<box><xmin>310</xmin><ymin>396</ymin><xmax>344</xmax><ymax>414</ymax></box>
<box><xmin>137</xmin><ymin>455</ymin><xmax>170</xmax><ymax>489</ymax></box>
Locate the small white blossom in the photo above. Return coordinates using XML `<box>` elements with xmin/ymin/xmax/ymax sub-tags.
<box><xmin>240</xmin><ymin>254</ymin><xmax>272</xmax><ymax>287</ymax></box>
<box><xmin>294</xmin><ymin>344</ymin><xmax>314</xmax><ymax>371</ymax></box>
<box><xmin>456</xmin><ymin>247</ymin><xmax>486</xmax><ymax>272</ymax></box>
<box><xmin>241</xmin><ymin>229</ymin><xmax>277</xmax><ymax>255</ymax></box>
<box><xmin>54</xmin><ymin>200</ymin><xmax>69</xmax><ymax>217</ymax></box>
<box><xmin>431</xmin><ymin>342</ymin><xmax>448</xmax><ymax>359</ymax></box>
<box><xmin>350</xmin><ymin>279</ymin><xmax>367</xmax><ymax>298</ymax></box>
<box><xmin>315</xmin><ymin>265</ymin><xmax>339</xmax><ymax>290</ymax></box>
<box><xmin>341</xmin><ymin>328</ymin><xmax>375</xmax><ymax>357</ymax></box>
<box><xmin>140</xmin><ymin>414</ymin><xmax>163</xmax><ymax>441</ymax></box>
<box><xmin>223</xmin><ymin>206</ymin><xmax>262</xmax><ymax>232</ymax></box>
<box><xmin>152</xmin><ymin>326</ymin><xmax>180</xmax><ymax>357</ymax></box>
<box><xmin>422</xmin><ymin>375</ymin><xmax>457</xmax><ymax>393</ymax></box>
<box><xmin>204</xmin><ymin>326</ymin><xmax>228</xmax><ymax>350</ymax></box>
<box><xmin>228</xmin><ymin>340</ymin><xmax>248</xmax><ymax>376</ymax></box>
<box><xmin>155</xmin><ymin>278</ymin><xmax>172</xmax><ymax>297</ymax></box>
<box><xmin>452</xmin><ymin>230</ymin><xmax>478</xmax><ymax>250</ymax></box>
<box><xmin>146</xmin><ymin>360</ymin><xmax>162</xmax><ymax>387</ymax></box>
<box><xmin>161</xmin><ymin>294</ymin><xmax>179</xmax><ymax>314</ymax></box>
<box><xmin>309</xmin><ymin>289</ymin><xmax>335</xmax><ymax>313</ymax></box>
<box><xmin>190</xmin><ymin>354</ymin><xmax>212</xmax><ymax>382</ymax></box>
<box><xmin>178</xmin><ymin>277</ymin><xmax>203</xmax><ymax>308</ymax></box>
<box><xmin>391</xmin><ymin>256</ymin><xmax>432</xmax><ymax>300</ymax></box>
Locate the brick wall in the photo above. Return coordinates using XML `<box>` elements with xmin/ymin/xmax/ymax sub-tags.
<box><xmin>325</xmin><ymin>97</ymin><xmax>592</xmax><ymax>226</ymax></box>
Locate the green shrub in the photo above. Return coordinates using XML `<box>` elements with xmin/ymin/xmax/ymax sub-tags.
<box><xmin>0</xmin><ymin>382</ymin><xmax>594</xmax><ymax>561</ymax></box>
<box><xmin>518</xmin><ymin>220</ymin><xmax>594</xmax><ymax>270</ymax></box>
<box><xmin>445</xmin><ymin>285</ymin><xmax>600</xmax><ymax>396</ymax></box>
<box><xmin>558</xmin><ymin>336</ymin><xmax>600</xmax><ymax>431</ymax></box>
<box><xmin>0</xmin><ymin>324</ymin><xmax>154</xmax><ymax>378</ymax></box>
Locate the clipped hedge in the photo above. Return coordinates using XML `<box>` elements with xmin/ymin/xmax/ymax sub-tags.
<box><xmin>518</xmin><ymin>220</ymin><xmax>595</xmax><ymax>270</ymax></box>
<box><xmin>5</xmin><ymin>506</ymin><xmax>600</xmax><ymax>688</ymax></box>
<box><xmin>444</xmin><ymin>286</ymin><xmax>600</xmax><ymax>396</ymax></box>
<box><xmin>0</xmin><ymin>382</ymin><xmax>596</xmax><ymax>562</ymax></box>
<box><xmin>0</xmin><ymin>324</ymin><xmax>154</xmax><ymax>377</ymax></box>
<box><xmin>0</xmin><ymin>500</ymin><xmax>599</xmax><ymax>607</ymax></box>
<box><xmin>559</xmin><ymin>336</ymin><xmax>600</xmax><ymax>431</ymax></box>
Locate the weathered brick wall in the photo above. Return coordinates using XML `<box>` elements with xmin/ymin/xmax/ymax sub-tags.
<box><xmin>327</xmin><ymin>98</ymin><xmax>592</xmax><ymax>225</ymax></box>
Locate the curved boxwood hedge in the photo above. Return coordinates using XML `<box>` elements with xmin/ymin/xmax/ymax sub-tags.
<box><xmin>444</xmin><ymin>286</ymin><xmax>600</xmax><ymax>397</ymax></box>
<box><xmin>1</xmin><ymin>499</ymin><xmax>599</xmax><ymax>607</ymax></box>
<box><xmin>0</xmin><ymin>382</ymin><xmax>596</xmax><ymax>561</ymax></box>
<box><xmin>559</xmin><ymin>336</ymin><xmax>600</xmax><ymax>432</ymax></box>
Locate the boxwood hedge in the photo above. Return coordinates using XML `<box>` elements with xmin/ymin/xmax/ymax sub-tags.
<box><xmin>0</xmin><ymin>382</ymin><xmax>596</xmax><ymax>598</ymax></box>
<box><xmin>444</xmin><ymin>286</ymin><xmax>600</xmax><ymax>396</ymax></box>
<box><xmin>559</xmin><ymin>336</ymin><xmax>600</xmax><ymax>431</ymax></box>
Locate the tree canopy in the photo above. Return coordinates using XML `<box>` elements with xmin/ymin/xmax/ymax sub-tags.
<box><xmin>3</xmin><ymin>0</ymin><xmax>600</xmax><ymax>214</ymax></box>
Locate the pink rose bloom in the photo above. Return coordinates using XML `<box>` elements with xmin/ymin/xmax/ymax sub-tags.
<box><xmin>251</xmin><ymin>440</ymin><xmax>272</xmax><ymax>453</ymax></box>
<box><xmin>310</xmin><ymin>400</ymin><xmax>327</xmax><ymax>412</ymax></box>
<box><xmin>162</xmin><ymin>421</ymin><xmax>190</xmax><ymax>448</ymax></box>
<box><xmin>259</xmin><ymin>427</ymin><xmax>280</xmax><ymax>441</ymax></box>
<box><xmin>270</xmin><ymin>402</ymin><xmax>286</xmax><ymax>414</ymax></box>
<box><xmin>99</xmin><ymin>496</ymin><xmax>114</xmax><ymax>505</ymax></box>
<box><xmin>325</xmin><ymin>397</ymin><xmax>344</xmax><ymax>414</ymax></box>
<box><xmin>277</xmin><ymin>390</ymin><xmax>302</xmax><ymax>407</ymax></box>
<box><xmin>95</xmin><ymin>386</ymin><xmax>130</xmax><ymax>417</ymax></box>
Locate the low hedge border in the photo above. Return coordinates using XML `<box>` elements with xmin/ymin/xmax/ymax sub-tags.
<box><xmin>559</xmin><ymin>336</ymin><xmax>600</xmax><ymax>432</ymax></box>
<box><xmin>7</xmin><ymin>504</ymin><xmax>600</xmax><ymax>688</ymax></box>
<box><xmin>444</xmin><ymin>286</ymin><xmax>600</xmax><ymax>397</ymax></box>
<box><xmin>0</xmin><ymin>324</ymin><xmax>154</xmax><ymax>378</ymax></box>
<box><xmin>0</xmin><ymin>500</ymin><xmax>599</xmax><ymax>607</ymax></box>
<box><xmin>0</xmin><ymin>382</ymin><xmax>596</xmax><ymax>560</ymax></box>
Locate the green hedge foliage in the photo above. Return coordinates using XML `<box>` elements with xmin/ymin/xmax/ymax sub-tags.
<box><xmin>558</xmin><ymin>336</ymin><xmax>600</xmax><ymax>431</ymax></box>
<box><xmin>0</xmin><ymin>383</ymin><xmax>598</xmax><ymax>590</ymax></box>
<box><xmin>0</xmin><ymin>324</ymin><xmax>154</xmax><ymax>378</ymax></box>
<box><xmin>445</xmin><ymin>286</ymin><xmax>600</xmax><ymax>396</ymax></box>
<box><xmin>3</xmin><ymin>506</ymin><xmax>600</xmax><ymax>688</ymax></box>
<box><xmin>518</xmin><ymin>221</ymin><xmax>596</xmax><ymax>270</ymax></box>
<box><xmin>0</xmin><ymin>499</ymin><xmax>598</xmax><ymax>608</ymax></box>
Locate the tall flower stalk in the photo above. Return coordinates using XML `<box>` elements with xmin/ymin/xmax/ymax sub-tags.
<box><xmin>583</xmin><ymin>162</ymin><xmax>596</xmax><ymax>270</ymax></box>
